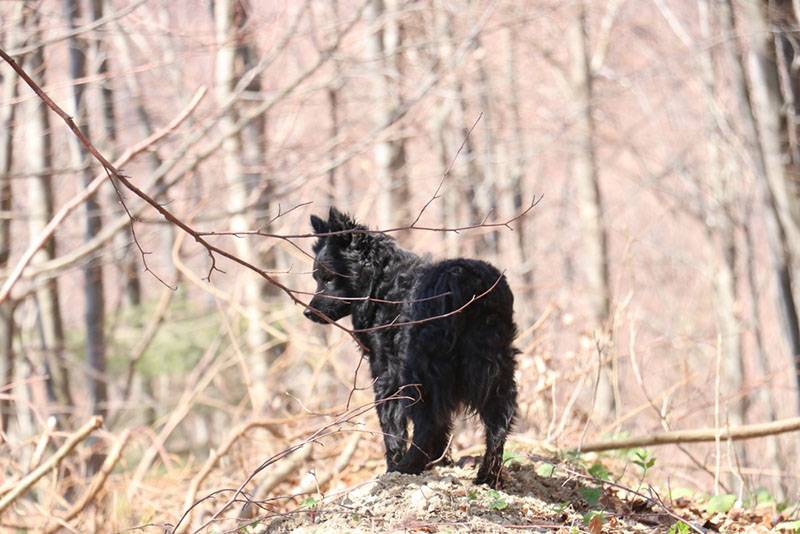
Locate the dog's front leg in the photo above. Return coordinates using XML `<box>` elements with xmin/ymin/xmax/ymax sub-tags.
<box><xmin>395</xmin><ymin>406</ymin><xmax>449</xmax><ymax>475</ymax></box>
<box><xmin>374</xmin><ymin>381</ymin><xmax>408</xmax><ymax>471</ymax></box>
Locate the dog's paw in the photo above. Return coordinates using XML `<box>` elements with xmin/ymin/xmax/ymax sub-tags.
<box><xmin>395</xmin><ymin>461</ymin><xmax>426</xmax><ymax>476</ymax></box>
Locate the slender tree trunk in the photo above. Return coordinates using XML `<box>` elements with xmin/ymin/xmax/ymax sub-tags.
<box><xmin>569</xmin><ymin>0</ymin><xmax>614</xmax><ymax>418</ymax></box>
<box><xmin>501</xmin><ymin>22</ymin><xmax>532</xmax><ymax>303</ymax></box>
<box><xmin>720</xmin><ymin>0</ymin><xmax>800</xmax><ymax>366</ymax></box>
<box><xmin>64</xmin><ymin>0</ymin><xmax>108</xmax><ymax>420</ymax></box>
<box><xmin>742</xmin><ymin>0</ymin><xmax>800</xmax><ymax>411</ymax></box>
<box><xmin>774</xmin><ymin>6</ymin><xmax>799</xmax><ymax>166</ymax></box>
<box><xmin>23</xmin><ymin>7</ymin><xmax>73</xmax><ymax>414</ymax></box>
<box><xmin>91</xmin><ymin>0</ymin><xmax>141</xmax><ymax>309</ymax></box>
<box><xmin>0</xmin><ymin>3</ymin><xmax>24</xmax><ymax>433</ymax></box>
<box><xmin>110</xmin><ymin>3</ymin><xmax>176</xmax><ymax>283</ymax></box>
<box><xmin>431</xmin><ymin>2</ymin><xmax>460</xmax><ymax>257</ymax></box>
<box><xmin>214</xmin><ymin>0</ymin><xmax>276</xmax><ymax>413</ymax></box>
<box><xmin>366</xmin><ymin>0</ymin><xmax>410</xmax><ymax>230</ymax></box>
<box><xmin>743</xmin><ymin>221</ymin><xmax>788</xmax><ymax>498</ymax></box>
<box><xmin>326</xmin><ymin>0</ymin><xmax>347</xmax><ymax>205</ymax></box>
<box><xmin>697</xmin><ymin>0</ymin><xmax>747</xmax><ymax>480</ymax></box>
<box><xmin>474</xmin><ymin>29</ymin><xmax>499</xmax><ymax>255</ymax></box>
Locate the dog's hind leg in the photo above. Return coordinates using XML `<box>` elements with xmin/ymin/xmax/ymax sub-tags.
<box><xmin>474</xmin><ymin>365</ymin><xmax>517</xmax><ymax>488</ymax></box>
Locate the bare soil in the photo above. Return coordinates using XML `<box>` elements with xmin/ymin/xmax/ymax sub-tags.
<box><xmin>261</xmin><ymin>460</ymin><xmax>682</xmax><ymax>533</ymax></box>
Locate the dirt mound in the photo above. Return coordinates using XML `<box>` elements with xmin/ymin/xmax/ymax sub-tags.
<box><xmin>263</xmin><ymin>461</ymin><xmax>670</xmax><ymax>533</ymax></box>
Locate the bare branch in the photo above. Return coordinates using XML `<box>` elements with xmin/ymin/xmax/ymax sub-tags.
<box><xmin>576</xmin><ymin>416</ymin><xmax>800</xmax><ymax>453</ymax></box>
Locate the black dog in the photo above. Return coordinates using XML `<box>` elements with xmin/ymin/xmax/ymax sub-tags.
<box><xmin>304</xmin><ymin>208</ymin><xmax>518</xmax><ymax>487</ymax></box>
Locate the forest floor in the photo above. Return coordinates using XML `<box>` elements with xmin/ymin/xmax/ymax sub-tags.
<box><xmin>257</xmin><ymin>453</ymin><xmax>796</xmax><ymax>533</ymax></box>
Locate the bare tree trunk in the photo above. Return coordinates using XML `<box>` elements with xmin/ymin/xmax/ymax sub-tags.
<box><xmin>110</xmin><ymin>4</ymin><xmax>173</xmax><ymax>425</ymax></box>
<box><xmin>742</xmin><ymin>0</ymin><xmax>800</xmax><ymax>411</ymax></box>
<box><xmin>501</xmin><ymin>21</ymin><xmax>532</xmax><ymax>302</ymax></box>
<box><xmin>90</xmin><ymin>0</ymin><xmax>141</xmax><ymax>309</ymax></box>
<box><xmin>214</xmin><ymin>0</ymin><xmax>276</xmax><ymax>412</ymax></box>
<box><xmin>326</xmin><ymin>0</ymin><xmax>348</xmax><ymax>206</ymax></box>
<box><xmin>720</xmin><ymin>0</ymin><xmax>800</xmax><ymax>368</ymax></box>
<box><xmin>569</xmin><ymin>0</ymin><xmax>614</xmax><ymax>418</ymax></box>
<box><xmin>366</xmin><ymin>0</ymin><xmax>410</xmax><ymax>230</ymax></box>
<box><xmin>110</xmin><ymin>4</ymin><xmax>176</xmax><ymax>285</ymax></box>
<box><xmin>743</xmin><ymin>221</ymin><xmax>788</xmax><ymax>498</ymax></box>
<box><xmin>431</xmin><ymin>2</ymin><xmax>460</xmax><ymax>257</ymax></box>
<box><xmin>474</xmin><ymin>30</ymin><xmax>499</xmax><ymax>255</ymax></box>
<box><xmin>697</xmin><ymin>0</ymin><xmax>747</xmax><ymax>480</ymax></box>
<box><xmin>774</xmin><ymin>5</ymin><xmax>799</xmax><ymax>167</ymax></box>
<box><xmin>0</xmin><ymin>3</ymin><xmax>24</xmax><ymax>433</ymax></box>
<box><xmin>23</xmin><ymin>7</ymin><xmax>73</xmax><ymax>414</ymax></box>
<box><xmin>64</xmin><ymin>0</ymin><xmax>108</xmax><ymax>420</ymax></box>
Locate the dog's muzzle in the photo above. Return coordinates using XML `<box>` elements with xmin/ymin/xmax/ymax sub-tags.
<box><xmin>304</xmin><ymin>307</ymin><xmax>326</xmax><ymax>323</ymax></box>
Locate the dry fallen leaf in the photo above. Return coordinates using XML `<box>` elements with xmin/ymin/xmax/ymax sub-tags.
<box><xmin>588</xmin><ymin>514</ymin><xmax>603</xmax><ymax>534</ymax></box>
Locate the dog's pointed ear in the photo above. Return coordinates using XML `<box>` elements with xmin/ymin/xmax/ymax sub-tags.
<box><xmin>328</xmin><ymin>207</ymin><xmax>352</xmax><ymax>228</ymax></box>
<box><xmin>310</xmin><ymin>214</ymin><xmax>328</xmax><ymax>234</ymax></box>
<box><xmin>327</xmin><ymin>207</ymin><xmax>355</xmax><ymax>245</ymax></box>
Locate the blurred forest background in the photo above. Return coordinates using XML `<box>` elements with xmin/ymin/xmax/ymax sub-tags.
<box><xmin>1</xmin><ymin>0</ymin><xmax>800</xmax><ymax>531</ymax></box>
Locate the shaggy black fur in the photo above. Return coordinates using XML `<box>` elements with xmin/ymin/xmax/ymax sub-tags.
<box><xmin>304</xmin><ymin>208</ymin><xmax>518</xmax><ymax>487</ymax></box>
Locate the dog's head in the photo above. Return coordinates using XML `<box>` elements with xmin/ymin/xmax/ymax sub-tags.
<box><xmin>303</xmin><ymin>207</ymin><xmax>366</xmax><ymax>324</ymax></box>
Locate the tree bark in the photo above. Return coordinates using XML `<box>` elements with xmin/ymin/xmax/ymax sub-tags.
<box><xmin>697</xmin><ymin>0</ymin><xmax>747</xmax><ymax>475</ymax></box>
<box><xmin>64</xmin><ymin>0</ymin><xmax>108</xmax><ymax>420</ymax></box>
<box><xmin>568</xmin><ymin>0</ymin><xmax>614</xmax><ymax>418</ymax></box>
<box><xmin>431</xmin><ymin>2</ymin><xmax>461</xmax><ymax>257</ymax></box>
<box><xmin>744</xmin><ymin>0</ymin><xmax>800</xmax><ymax>266</ymax></box>
<box><xmin>214</xmin><ymin>0</ymin><xmax>276</xmax><ymax>412</ymax></box>
<box><xmin>501</xmin><ymin>21</ymin><xmax>533</xmax><ymax>305</ymax></box>
<box><xmin>326</xmin><ymin>0</ymin><xmax>348</xmax><ymax>206</ymax></box>
<box><xmin>474</xmin><ymin>28</ymin><xmax>499</xmax><ymax>255</ymax></box>
<box><xmin>366</xmin><ymin>0</ymin><xmax>410</xmax><ymax>230</ymax></box>
<box><xmin>742</xmin><ymin>0</ymin><xmax>800</xmax><ymax>411</ymax></box>
<box><xmin>23</xmin><ymin>7</ymin><xmax>73</xmax><ymax>413</ymax></box>
<box><xmin>0</xmin><ymin>2</ymin><xmax>24</xmax><ymax>433</ymax></box>
<box><xmin>110</xmin><ymin>3</ymin><xmax>176</xmax><ymax>285</ymax></box>
<box><xmin>91</xmin><ymin>0</ymin><xmax>141</xmax><ymax>309</ymax></box>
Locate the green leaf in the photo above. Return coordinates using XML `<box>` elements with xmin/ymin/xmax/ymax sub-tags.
<box><xmin>579</xmin><ymin>486</ymin><xmax>602</xmax><ymax>506</ymax></box>
<box><xmin>486</xmin><ymin>490</ymin><xmax>508</xmax><ymax>511</ymax></box>
<box><xmin>536</xmin><ymin>463</ymin><xmax>556</xmax><ymax>477</ymax></box>
<box><xmin>668</xmin><ymin>521</ymin><xmax>691</xmax><ymax>534</ymax></box>
<box><xmin>467</xmin><ymin>489</ymin><xmax>478</xmax><ymax>501</ymax></box>
<box><xmin>775</xmin><ymin>520</ymin><xmax>800</xmax><ymax>532</ymax></box>
<box><xmin>551</xmin><ymin>501</ymin><xmax>569</xmax><ymax>514</ymax></box>
<box><xmin>705</xmin><ymin>494</ymin><xmax>736</xmax><ymax>514</ymax></box>
<box><xmin>300</xmin><ymin>497</ymin><xmax>318</xmax><ymax>509</ymax></box>
<box><xmin>755</xmin><ymin>488</ymin><xmax>775</xmax><ymax>505</ymax></box>
<box><xmin>588</xmin><ymin>462</ymin><xmax>611</xmax><ymax>481</ymax></box>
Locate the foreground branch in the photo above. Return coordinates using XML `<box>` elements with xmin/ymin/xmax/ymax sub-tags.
<box><xmin>0</xmin><ymin>416</ymin><xmax>103</xmax><ymax>514</ymax></box>
<box><xmin>43</xmin><ymin>429</ymin><xmax>131</xmax><ymax>533</ymax></box>
<box><xmin>576</xmin><ymin>416</ymin><xmax>800</xmax><ymax>453</ymax></box>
